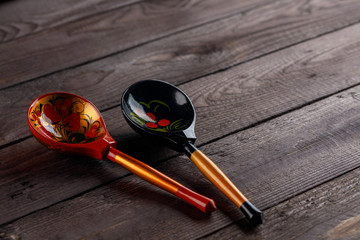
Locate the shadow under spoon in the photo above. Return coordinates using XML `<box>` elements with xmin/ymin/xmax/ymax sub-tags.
<box><xmin>27</xmin><ymin>92</ymin><xmax>216</xmax><ymax>213</ymax></box>
<box><xmin>121</xmin><ymin>79</ymin><xmax>263</xmax><ymax>224</ymax></box>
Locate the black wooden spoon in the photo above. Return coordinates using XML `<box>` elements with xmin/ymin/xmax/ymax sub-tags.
<box><xmin>121</xmin><ymin>79</ymin><xmax>263</xmax><ymax>224</ymax></box>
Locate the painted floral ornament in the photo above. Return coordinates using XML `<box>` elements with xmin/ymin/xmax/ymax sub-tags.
<box><xmin>122</xmin><ymin>80</ymin><xmax>263</xmax><ymax>224</ymax></box>
<box><xmin>27</xmin><ymin>92</ymin><xmax>217</xmax><ymax>213</ymax></box>
<box><xmin>29</xmin><ymin>94</ymin><xmax>105</xmax><ymax>144</ymax></box>
<box><xmin>130</xmin><ymin>100</ymin><xmax>190</xmax><ymax>132</ymax></box>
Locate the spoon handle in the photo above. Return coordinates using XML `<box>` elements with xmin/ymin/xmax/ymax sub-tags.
<box><xmin>184</xmin><ymin>142</ymin><xmax>263</xmax><ymax>224</ymax></box>
<box><xmin>106</xmin><ymin>147</ymin><xmax>216</xmax><ymax>213</ymax></box>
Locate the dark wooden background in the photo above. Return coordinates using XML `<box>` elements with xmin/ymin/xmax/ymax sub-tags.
<box><xmin>1</xmin><ymin>0</ymin><xmax>360</xmax><ymax>239</ymax></box>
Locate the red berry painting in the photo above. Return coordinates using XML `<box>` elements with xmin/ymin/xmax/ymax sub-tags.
<box><xmin>129</xmin><ymin>99</ymin><xmax>190</xmax><ymax>132</ymax></box>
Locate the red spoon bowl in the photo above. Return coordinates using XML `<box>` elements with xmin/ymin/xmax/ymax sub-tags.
<box><xmin>27</xmin><ymin>92</ymin><xmax>216</xmax><ymax>213</ymax></box>
<box><xmin>27</xmin><ymin>92</ymin><xmax>116</xmax><ymax>159</ymax></box>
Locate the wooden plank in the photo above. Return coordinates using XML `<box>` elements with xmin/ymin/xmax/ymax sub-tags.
<box><xmin>0</xmin><ymin>0</ymin><xmax>141</xmax><ymax>43</ymax></box>
<box><xmin>2</xmin><ymin>78</ymin><xmax>360</xmax><ymax>239</ymax></box>
<box><xmin>201</xmin><ymin>167</ymin><xmax>360</xmax><ymax>240</ymax></box>
<box><xmin>0</xmin><ymin>108</ymin><xmax>177</xmax><ymax>225</ymax></box>
<box><xmin>2</xmin><ymin>18</ymin><xmax>360</xmax><ymax>225</ymax></box>
<box><xmin>0</xmin><ymin>0</ymin><xmax>270</xmax><ymax>88</ymax></box>
<box><xmin>2</xmin><ymin>0</ymin><xmax>360</xmax><ymax>146</ymax></box>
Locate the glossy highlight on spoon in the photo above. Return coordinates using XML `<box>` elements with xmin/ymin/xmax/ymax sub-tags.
<box><xmin>27</xmin><ymin>92</ymin><xmax>216</xmax><ymax>213</ymax></box>
<box><xmin>122</xmin><ymin>80</ymin><xmax>263</xmax><ymax>224</ymax></box>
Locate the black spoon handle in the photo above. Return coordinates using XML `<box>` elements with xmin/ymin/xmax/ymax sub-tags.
<box><xmin>184</xmin><ymin>142</ymin><xmax>263</xmax><ymax>224</ymax></box>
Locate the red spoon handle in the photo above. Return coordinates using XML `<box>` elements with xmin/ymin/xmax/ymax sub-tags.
<box><xmin>106</xmin><ymin>147</ymin><xmax>216</xmax><ymax>213</ymax></box>
<box><xmin>176</xmin><ymin>185</ymin><xmax>216</xmax><ymax>213</ymax></box>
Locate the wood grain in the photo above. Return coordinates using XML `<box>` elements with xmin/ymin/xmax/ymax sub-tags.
<box><xmin>0</xmin><ymin>0</ymin><xmax>141</xmax><ymax>43</ymax></box>
<box><xmin>0</xmin><ymin>108</ymin><xmax>177</xmax><ymax>225</ymax></box>
<box><xmin>2</xmin><ymin>0</ymin><xmax>360</xmax><ymax>146</ymax></box>
<box><xmin>201</xmin><ymin>167</ymin><xmax>360</xmax><ymax>240</ymax></box>
<box><xmin>2</xmin><ymin>17</ymin><xmax>360</xmax><ymax>225</ymax></box>
<box><xmin>2</xmin><ymin>78</ymin><xmax>360</xmax><ymax>239</ymax></box>
<box><xmin>183</xmin><ymin>22</ymin><xmax>360</xmax><ymax>145</ymax></box>
<box><xmin>2</xmin><ymin>1</ymin><xmax>360</xmax><ymax>238</ymax></box>
<box><xmin>0</xmin><ymin>0</ymin><xmax>270</xmax><ymax>88</ymax></box>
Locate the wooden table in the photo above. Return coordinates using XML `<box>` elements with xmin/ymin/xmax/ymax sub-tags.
<box><xmin>1</xmin><ymin>0</ymin><xmax>360</xmax><ymax>239</ymax></box>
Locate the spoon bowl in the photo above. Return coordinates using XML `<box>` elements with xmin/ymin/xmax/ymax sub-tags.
<box><xmin>122</xmin><ymin>80</ymin><xmax>263</xmax><ymax>224</ymax></box>
<box><xmin>27</xmin><ymin>92</ymin><xmax>115</xmax><ymax>159</ymax></box>
<box><xmin>122</xmin><ymin>80</ymin><xmax>196</xmax><ymax>152</ymax></box>
<box><xmin>27</xmin><ymin>92</ymin><xmax>216</xmax><ymax>213</ymax></box>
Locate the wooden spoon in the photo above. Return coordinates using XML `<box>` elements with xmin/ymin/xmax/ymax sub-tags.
<box><xmin>121</xmin><ymin>80</ymin><xmax>263</xmax><ymax>224</ymax></box>
<box><xmin>27</xmin><ymin>92</ymin><xmax>216</xmax><ymax>213</ymax></box>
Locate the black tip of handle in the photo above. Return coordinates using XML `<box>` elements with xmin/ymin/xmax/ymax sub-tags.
<box><xmin>240</xmin><ymin>201</ymin><xmax>264</xmax><ymax>225</ymax></box>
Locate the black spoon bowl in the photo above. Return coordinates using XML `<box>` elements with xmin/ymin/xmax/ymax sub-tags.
<box><xmin>122</xmin><ymin>79</ymin><xmax>263</xmax><ymax>224</ymax></box>
<box><xmin>121</xmin><ymin>79</ymin><xmax>196</xmax><ymax>151</ymax></box>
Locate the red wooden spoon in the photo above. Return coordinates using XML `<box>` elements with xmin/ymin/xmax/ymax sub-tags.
<box><xmin>27</xmin><ymin>92</ymin><xmax>216</xmax><ymax>213</ymax></box>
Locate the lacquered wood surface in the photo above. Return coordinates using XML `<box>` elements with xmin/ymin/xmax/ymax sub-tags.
<box><xmin>1</xmin><ymin>0</ymin><xmax>360</xmax><ymax>239</ymax></box>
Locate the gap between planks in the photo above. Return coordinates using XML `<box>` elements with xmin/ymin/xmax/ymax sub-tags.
<box><xmin>2</xmin><ymin>16</ymin><xmax>360</xmax><ymax>225</ymax></box>
<box><xmin>2</xmin><ymin>0</ymin><xmax>360</xmax><ymax>147</ymax></box>
<box><xmin>2</xmin><ymin>78</ymin><xmax>360</xmax><ymax>239</ymax></box>
<box><xmin>198</xmin><ymin>167</ymin><xmax>360</xmax><ymax>240</ymax></box>
<box><xmin>0</xmin><ymin>0</ymin><xmax>143</xmax><ymax>44</ymax></box>
<box><xmin>0</xmin><ymin>0</ymin><xmax>275</xmax><ymax>89</ymax></box>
